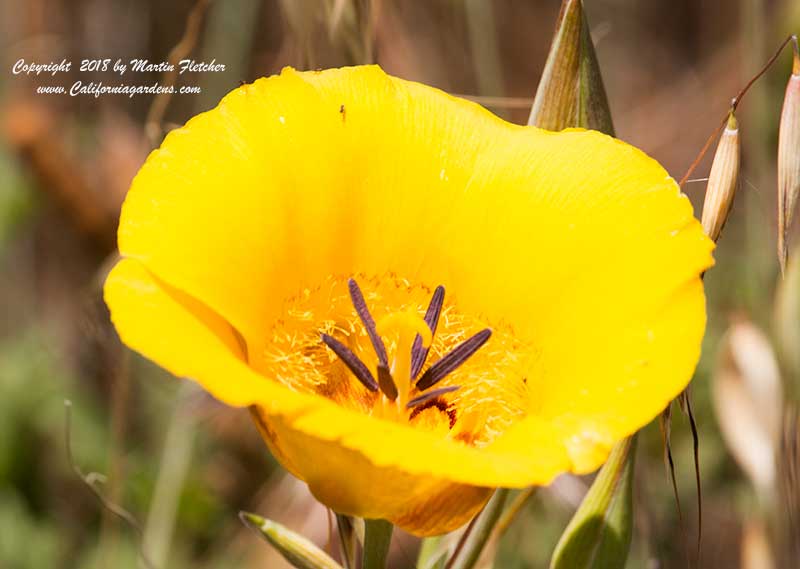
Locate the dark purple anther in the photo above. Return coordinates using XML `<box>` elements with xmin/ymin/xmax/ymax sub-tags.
<box><xmin>416</xmin><ymin>329</ymin><xmax>492</xmax><ymax>391</ymax></box>
<box><xmin>410</xmin><ymin>285</ymin><xmax>445</xmax><ymax>380</ymax></box>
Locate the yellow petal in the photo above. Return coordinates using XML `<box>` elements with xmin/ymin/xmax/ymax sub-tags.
<box><xmin>107</xmin><ymin>65</ymin><xmax>713</xmax><ymax>533</ymax></box>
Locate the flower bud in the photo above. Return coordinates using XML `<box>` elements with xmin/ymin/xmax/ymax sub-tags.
<box><xmin>528</xmin><ymin>0</ymin><xmax>614</xmax><ymax>135</ymax></box>
<box><xmin>550</xmin><ymin>437</ymin><xmax>635</xmax><ymax>569</ymax></box>
<box><xmin>778</xmin><ymin>38</ymin><xmax>800</xmax><ymax>274</ymax></box>
<box><xmin>701</xmin><ymin>112</ymin><xmax>741</xmax><ymax>243</ymax></box>
<box><xmin>239</xmin><ymin>512</ymin><xmax>343</xmax><ymax>569</ymax></box>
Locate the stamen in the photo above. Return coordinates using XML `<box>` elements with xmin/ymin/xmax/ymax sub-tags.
<box><xmin>410</xmin><ymin>285</ymin><xmax>445</xmax><ymax>380</ymax></box>
<box><xmin>320</xmin><ymin>333</ymin><xmax>379</xmax><ymax>392</ymax></box>
<box><xmin>406</xmin><ymin>385</ymin><xmax>461</xmax><ymax>409</ymax></box>
<box><xmin>377</xmin><ymin>364</ymin><xmax>398</xmax><ymax>401</ymax></box>
<box><xmin>348</xmin><ymin>278</ymin><xmax>389</xmax><ymax>365</ymax></box>
<box><xmin>416</xmin><ymin>329</ymin><xmax>492</xmax><ymax>391</ymax></box>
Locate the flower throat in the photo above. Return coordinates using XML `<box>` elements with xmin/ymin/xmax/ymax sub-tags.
<box><xmin>259</xmin><ymin>274</ymin><xmax>529</xmax><ymax>445</ymax></box>
<box><xmin>321</xmin><ymin>279</ymin><xmax>492</xmax><ymax>415</ymax></box>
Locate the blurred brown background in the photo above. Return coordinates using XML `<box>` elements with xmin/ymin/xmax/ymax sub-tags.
<box><xmin>1</xmin><ymin>1</ymin><xmax>798</xmax><ymax>568</ymax></box>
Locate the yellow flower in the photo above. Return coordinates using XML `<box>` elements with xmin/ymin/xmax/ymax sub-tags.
<box><xmin>104</xmin><ymin>65</ymin><xmax>713</xmax><ymax>536</ymax></box>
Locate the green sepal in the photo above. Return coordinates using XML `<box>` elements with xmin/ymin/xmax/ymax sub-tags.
<box><xmin>362</xmin><ymin>518</ymin><xmax>393</xmax><ymax>569</ymax></box>
<box><xmin>549</xmin><ymin>437</ymin><xmax>636</xmax><ymax>569</ymax></box>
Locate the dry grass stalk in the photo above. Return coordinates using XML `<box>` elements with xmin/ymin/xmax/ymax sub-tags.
<box><xmin>778</xmin><ymin>37</ymin><xmax>800</xmax><ymax>274</ymax></box>
<box><xmin>144</xmin><ymin>0</ymin><xmax>212</xmax><ymax>147</ymax></box>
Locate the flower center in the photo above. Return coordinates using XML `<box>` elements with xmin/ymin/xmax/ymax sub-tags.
<box><xmin>321</xmin><ymin>279</ymin><xmax>492</xmax><ymax>425</ymax></box>
<box><xmin>258</xmin><ymin>274</ymin><xmax>530</xmax><ymax>446</ymax></box>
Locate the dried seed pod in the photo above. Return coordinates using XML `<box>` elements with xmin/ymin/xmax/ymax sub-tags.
<box><xmin>701</xmin><ymin>111</ymin><xmax>741</xmax><ymax>243</ymax></box>
<box><xmin>741</xmin><ymin>519</ymin><xmax>775</xmax><ymax>569</ymax></box>
<box><xmin>778</xmin><ymin>39</ymin><xmax>800</xmax><ymax>274</ymax></box>
<box><xmin>712</xmin><ymin>319</ymin><xmax>783</xmax><ymax>493</ymax></box>
<box><xmin>774</xmin><ymin>247</ymin><xmax>800</xmax><ymax>376</ymax></box>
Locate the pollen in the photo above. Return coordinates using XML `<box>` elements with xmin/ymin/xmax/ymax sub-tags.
<box><xmin>257</xmin><ymin>273</ymin><xmax>530</xmax><ymax>447</ymax></box>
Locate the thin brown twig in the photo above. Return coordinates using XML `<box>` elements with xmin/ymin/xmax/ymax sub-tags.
<box><xmin>98</xmin><ymin>349</ymin><xmax>132</xmax><ymax>566</ymax></box>
<box><xmin>64</xmin><ymin>400</ymin><xmax>157</xmax><ymax>569</ymax></box>
<box><xmin>335</xmin><ymin>514</ymin><xmax>357</xmax><ymax>569</ymax></box>
<box><xmin>678</xmin><ymin>118</ymin><xmax>728</xmax><ymax>189</ymax></box>
<box><xmin>145</xmin><ymin>0</ymin><xmax>212</xmax><ymax>147</ymax></box>
<box><xmin>659</xmin><ymin>405</ymin><xmax>692</xmax><ymax>569</ymax></box>
<box><xmin>679</xmin><ymin>34</ymin><xmax>796</xmax><ymax>188</ymax></box>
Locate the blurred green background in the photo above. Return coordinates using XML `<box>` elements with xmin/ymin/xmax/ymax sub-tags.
<box><xmin>1</xmin><ymin>1</ymin><xmax>798</xmax><ymax>567</ymax></box>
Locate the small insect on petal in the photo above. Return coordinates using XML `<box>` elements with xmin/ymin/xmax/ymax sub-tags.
<box><xmin>701</xmin><ymin>111</ymin><xmax>740</xmax><ymax>243</ymax></box>
<box><xmin>778</xmin><ymin>37</ymin><xmax>800</xmax><ymax>274</ymax></box>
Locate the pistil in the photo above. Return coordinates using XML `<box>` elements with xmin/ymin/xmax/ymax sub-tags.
<box><xmin>376</xmin><ymin>311</ymin><xmax>431</xmax><ymax>406</ymax></box>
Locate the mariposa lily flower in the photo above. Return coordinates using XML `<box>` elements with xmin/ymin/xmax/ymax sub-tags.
<box><xmin>104</xmin><ymin>65</ymin><xmax>713</xmax><ymax>536</ymax></box>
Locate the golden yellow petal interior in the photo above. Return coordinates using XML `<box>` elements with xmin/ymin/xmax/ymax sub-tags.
<box><xmin>253</xmin><ymin>273</ymin><xmax>530</xmax><ymax>447</ymax></box>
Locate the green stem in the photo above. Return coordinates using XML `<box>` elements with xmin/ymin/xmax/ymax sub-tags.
<box><xmin>142</xmin><ymin>383</ymin><xmax>196</xmax><ymax>568</ymax></box>
<box><xmin>417</xmin><ymin>536</ymin><xmax>446</xmax><ymax>569</ymax></box>
<box><xmin>494</xmin><ymin>487</ymin><xmax>537</xmax><ymax>538</ymax></box>
<box><xmin>448</xmin><ymin>489</ymin><xmax>509</xmax><ymax>569</ymax></box>
<box><xmin>362</xmin><ymin>519</ymin><xmax>393</xmax><ymax>569</ymax></box>
<box><xmin>335</xmin><ymin>514</ymin><xmax>357</xmax><ymax>569</ymax></box>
